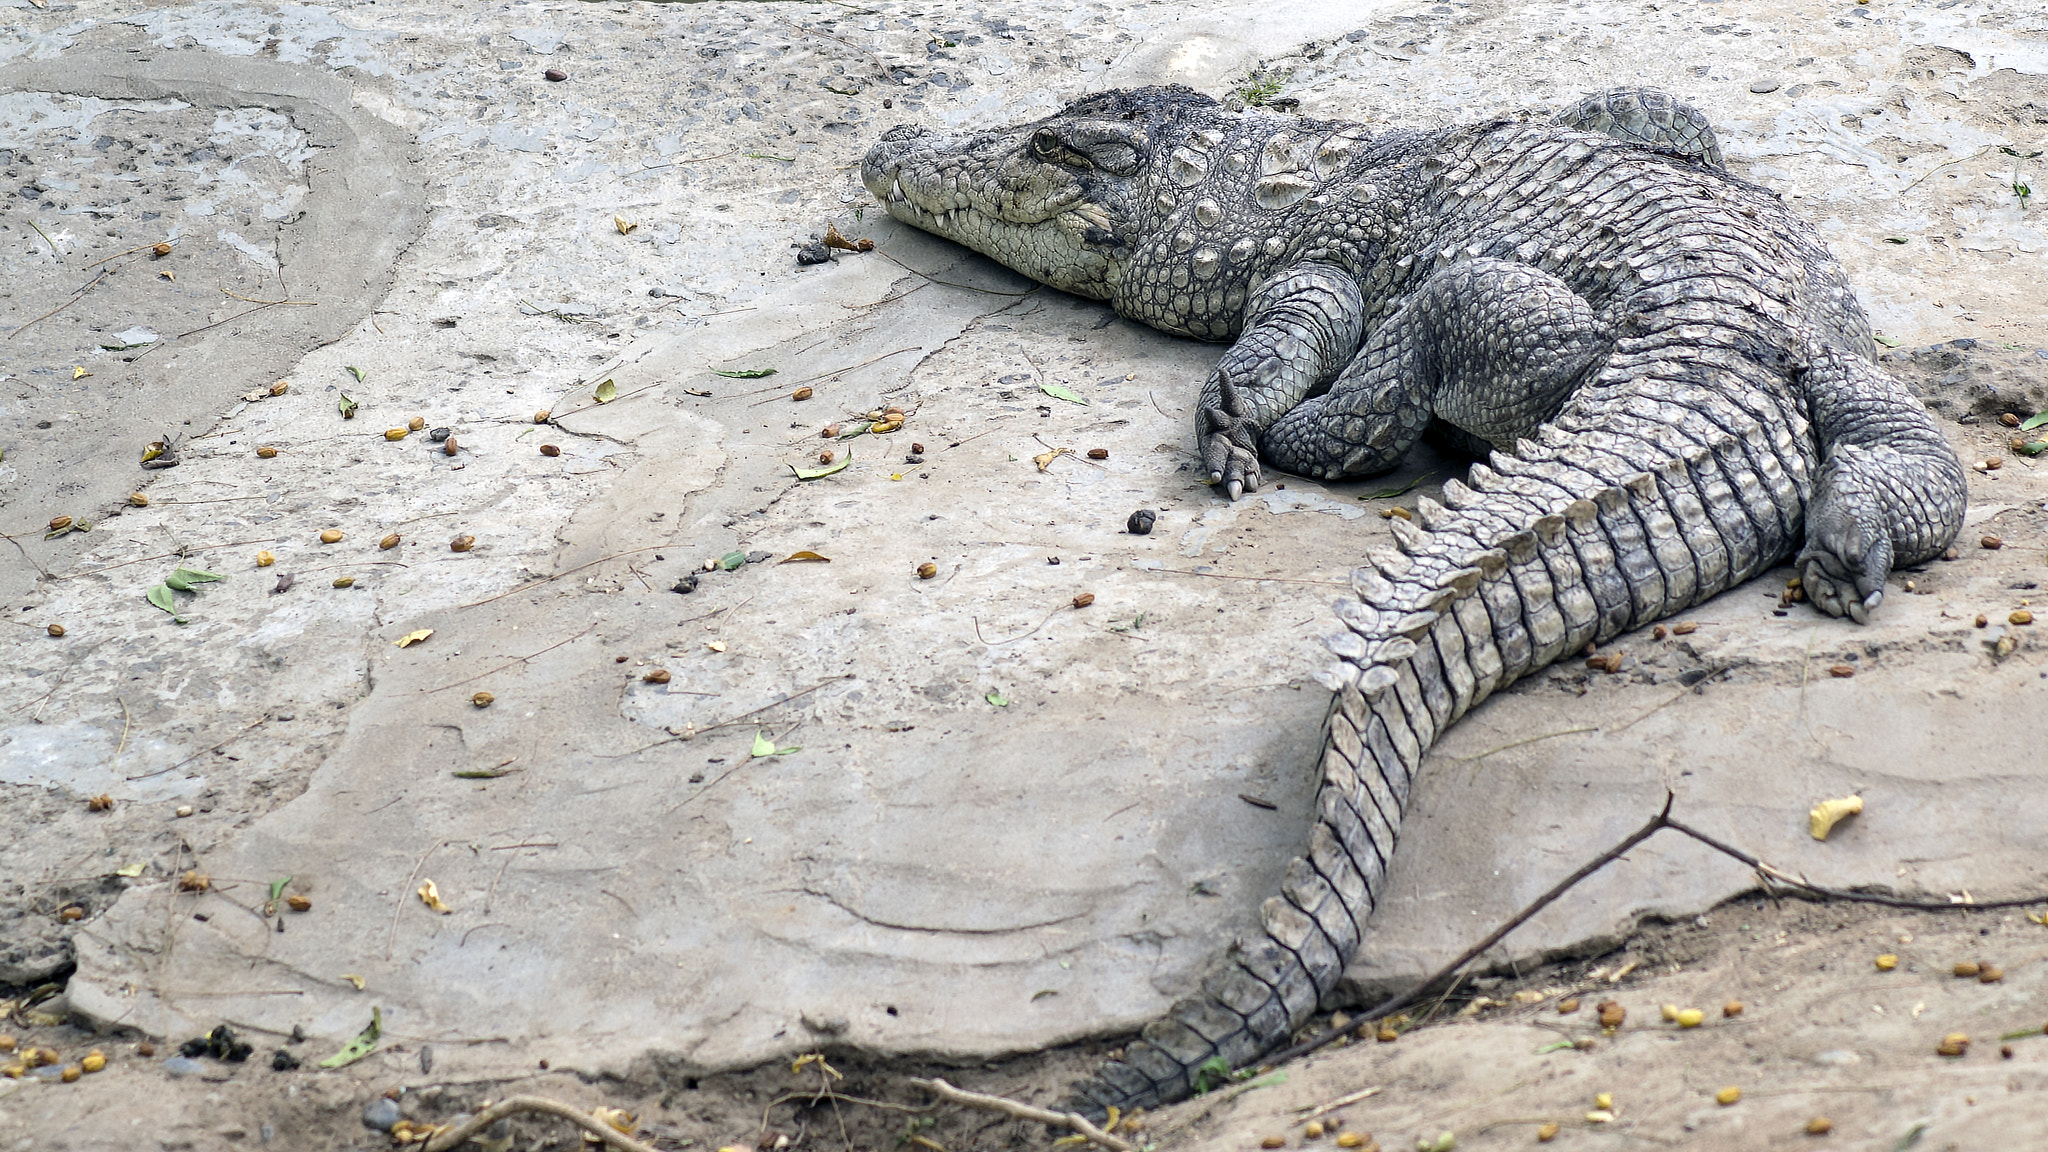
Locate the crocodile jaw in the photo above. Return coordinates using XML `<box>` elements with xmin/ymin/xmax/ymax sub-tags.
<box><xmin>862</xmin><ymin>124</ymin><xmax>1119</xmax><ymax>300</ymax></box>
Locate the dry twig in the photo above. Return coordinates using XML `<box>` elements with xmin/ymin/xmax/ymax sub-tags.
<box><xmin>422</xmin><ymin>1096</ymin><xmax>657</xmax><ymax>1152</ymax></box>
<box><xmin>911</xmin><ymin>1077</ymin><xmax>1133</xmax><ymax>1152</ymax></box>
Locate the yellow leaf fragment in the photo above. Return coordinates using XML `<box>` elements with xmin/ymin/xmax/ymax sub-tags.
<box><xmin>73</xmin><ymin>367</ymin><xmax>90</xmax><ymax>379</ymax></box>
<box><xmin>340</xmin><ymin>974</ymin><xmax>366</xmax><ymax>990</ymax></box>
<box><xmin>614</xmin><ymin>215</ymin><xmax>638</xmax><ymax>235</ymax></box>
<box><xmin>417</xmin><ymin>879</ymin><xmax>452</xmax><ymax>915</ymax></box>
<box><xmin>780</xmin><ymin>550</ymin><xmax>831</xmax><ymax>563</ymax></box>
<box><xmin>592</xmin><ymin>1106</ymin><xmax>637</xmax><ymax>1136</ymax></box>
<box><xmin>395</xmin><ymin>628</ymin><xmax>434</xmax><ymax>648</ymax></box>
<box><xmin>1808</xmin><ymin>794</ymin><xmax>1863</xmax><ymax>841</ymax></box>
<box><xmin>789</xmin><ymin>1052</ymin><xmax>843</xmax><ymax>1079</ymax></box>
<box><xmin>1032</xmin><ymin>447</ymin><xmax>1072</xmax><ymax>472</ymax></box>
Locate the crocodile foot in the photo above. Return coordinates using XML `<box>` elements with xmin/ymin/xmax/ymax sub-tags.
<box><xmin>1201</xmin><ymin>367</ymin><xmax>1264</xmax><ymax>499</ymax></box>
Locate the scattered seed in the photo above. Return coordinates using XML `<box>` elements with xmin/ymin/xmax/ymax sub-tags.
<box><xmin>255</xmin><ymin>551</ymin><xmax>276</xmax><ymax>568</ymax></box>
<box><xmin>917</xmin><ymin>562</ymin><xmax>938</xmax><ymax>580</ymax></box>
<box><xmin>1072</xmin><ymin>593</ymin><xmax>1096</xmax><ymax>609</ymax></box>
<box><xmin>152</xmin><ymin>242</ymin><xmax>172</xmax><ymax>257</ymax></box>
<box><xmin>819</xmin><ymin>449</ymin><xmax>836</xmax><ymax>464</ymax></box>
<box><xmin>1586</xmin><ymin>653</ymin><xmax>1624</xmax><ymax>673</ymax></box>
<box><xmin>0</xmin><ymin>1037</ymin><xmax>17</xmax><ymax>1055</ymax></box>
<box><xmin>1087</xmin><ymin>448</ymin><xmax>1109</xmax><ymax>460</ymax></box>
<box><xmin>333</xmin><ymin>576</ymin><xmax>354</xmax><ymax>588</ymax></box>
<box><xmin>1829</xmin><ymin>664</ymin><xmax>1854</xmax><ymax>678</ymax></box>
<box><xmin>136</xmin><ymin>1042</ymin><xmax>153</xmax><ymax>1058</ymax></box>
<box><xmin>1975</xmin><ymin>614</ymin><xmax>1989</xmax><ymax>628</ymax></box>
<box><xmin>643</xmin><ymin>669</ymin><xmax>671</xmax><ymax>684</ymax></box>
<box><xmin>2012</xmin><ymin>610</ymin><xmax>2034</xmax><ymax>626</ymax></box>
<box><xmin>286</xmin><ymin>894</ymin><xmax>311</xmax><ymax>912</ymax></box>
<box><xmin>450</xmin><ymin>535</ymin><xmax>476</xmax><ymax>553</ymax></box>
<box><xmin>1557</xmin><ymin>998</ymin><xmax>1580</xmax><ymax>1014</ymax></box>
<box><xmin>1381</xmin><ymin>506</ymin><xmax>1412</xmax><ymax>520</ymax></box>
<box><xmin>1376</xmin><ymin>1026</ymin><xmax>1398</xmax><ymax>1043</ymax></box>
<box><xmin>1128</xmin><ymin>509</ymin><xmax>1156</xmax><ymax>535</ymax></box>
<box><xmin>1806</xmin><ymin>1117</ymin><xmax>1833</xmax><ymax>1135</ymax></box>
<box><xmin>81</xmin><ymin>1051</ymin><xmax>105</xmax><ymax>1074</ymax></box>
<box><xmin>60</xmin><ymin>1064</ymin><xmax>81</xmax><ymax>1083</ymax></box>
<box><xmin>320</xmin><ymin>529</ymin><xmax>343</xmax><ymax>544</ymax></box>
<box><xmin>1671</xmin><ymin>621</ymin><xmax>1697</xmax><ymax>635</ymax></box>
<box><xmin>59</xmin><ymin>905</ymin><xmax>84</xmax><ymax>923</ymax></box>
<box><xmin>177</xmin><ymin>869</ymin><xmax>208</xmax><ymax>891</ymax></box>
<box><xmin>534</xmin><ymin>410</ymin><xmax>551</xmax><ymax>423</ymax></box>
<box><xmin>46</xmin><ymin>623</ymin><xmax>64</xmax><ymax>637</ymax></box>
<box><xmin>2002</xmin><ymin>1044</ymin><xmax>2016</xmax><ymax>1059</ymax></box>
<box><xmin>544</xmin><ymin>67</ymin><xmax>567</xmax><ymax>82</ymax></box>
<box><xmin>540</xmin><ymin>444</ymin><xmax>561</xmax><ymax>457</ymax></box>
<box><xmin>384</xmin><ymin>428</ymin><xmax>409</xmax><ymax>441</ymax></box>
<box><xmin>1537</xmin><ymin>1123</ymin><xmax>1560</xmax><ymax>1143</ymax></box>
<box><xmin>792</xmin><ymin>387</ymin><xmax>814</xmax><ymax>401</ymax></box>
<box><xmin>1943</xmin><ymin>545</ymin><xmax>1959</xmax><ymax>560</ymax></box>
<box><xmin>1661</xmin><ymin>1004</ymin><xmax>1681</xmax><ymax>1023</ymax></box>
<box><xmin>1875</xmin><ymin>954</ymin><xmax>1897</xmax><ymax>971</ymax></box>
<box><xmin>1714</xmin><ymin>1086</ymin><xmax>1740</xmax><ymax>1106</ymax></box>
<box><xmin>379</xmin><ymin>533</ymin><xmax>401</xmax><ymax>550</ymax></box>
<box><xmin>1597</xmin><ymin>1001</ymin><xmax>1626</xmax><ymax>1028</ymax></box>
<box><xmin>1982</xmin><ymin>535</ymin><xmax>2003</xmax><ymax>549</ymax></box>
<box><xmin>1304</xmin><ymin>1122</ymin><xmax>1324</xmax><ymax>1139</ymax></box>
<box><xmin>822</xmin><ymin>423</ymin><xmax>841</xmax><ymax>438</ymax></box>
<box><xmin>1996</xmin><ymin>634</ymin><xmax>2018</xmax><ymax>657</ymax></box>
<box><xmin>443</xmin><ymin>437</ymin><xmax>459</xmax><ymax>456</ymax></box>
<box><xmin>270</xmin><ymin>379</ymin><xmax>290</xmax><ymax>397</ymax></box>
<box><xmin>128</xmin><ymin>492</ymin><xmax>149</xmax><ymax>506</ymax></box>
<box><xmin>408</xmin><ymin>416</ymin><xmax>426</xmax><ymax>431</ymax></box>
<box><xmin>472</xmin><ymin>692</ymin><xmax>494</xmax><ymax>708</ymax></box>
<box><xmin>48</xmin><ymin>515</ymin><xmax>72</xmax><ymax>531</ymax></box>
<box><xmin>1677</xmin><ymin>1008</ymin><xmax>1705</xmax><ymax>1028</ymax></box>
<box><xmin>87</xmin><ymin>794</ymin><xmax>111</xmax><ymax>811</ymax></box>
<box><xmin>1985</xmin><ymin>457</ymin><xmax>2003</xmax><ymax>470</ymax></box>
<box><xmin>1332</xmin><ymin>1130</ymin><xmax>1367</xmax><ymax>1147</ymax></box>
<box><xmin>1723</xmin><ymin>1001</ymin><xmax>1743</xmax><ymax>1018</ymax></box>
<box><xmin>1955</xmin><ymin>961</ymin><xmax>1981</xmax><ymax>978</ymax></box>
<box><xmin>911</xmin><ymin>442</ymin><xmax>926</xmax><ymax>454</ymax></box>
<box><xmin>1937</xmin><ymin>1032</ymin><xmax>1969</xmax><ymax>1057</ymax></box>
<box><xmin>1652</xmin><ymin>625</ymin><xmax>1667</xmax><ymax>640</ymax></box>
<box><xmin>1261</xmin><ymin>1138</ymin><xmax>1285</xmax><ymax>1150</ymax></box>
<box><xmin>175</xmin><ymin>805</ymin><xmax>193</xmax><ymax>818</ymax></box>
<box><xmin>1978</xmin><ymin>964</ymin><xmax>2003</xmax><ymax>983</ymax></box>
<box><xmin>1594</xmin><ymin>1093</ymin><xmax>1613</xmax><ymax>1111</ymax></box>
<box><xmin>1573</xmin><ymin>1038</ymin><xmax>1596</xmax><ymax>1051</ymax></box>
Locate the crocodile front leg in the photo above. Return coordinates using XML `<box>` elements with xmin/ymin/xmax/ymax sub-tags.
<box><xmin>1198</xmin><ymin>264</ymin><xmax>1366</xmax><ymax>499</ymax></box>
<box><xmin>1260</xmin><ymin>258</ymin><xmax>1609</xmax><ymax>480</ymax></box>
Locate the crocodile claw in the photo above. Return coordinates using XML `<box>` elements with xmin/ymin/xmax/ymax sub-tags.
<box><xmin>1201</xmin><ymin>367</ymin><xmax>1263</xmax><ymax>499</ymax></box>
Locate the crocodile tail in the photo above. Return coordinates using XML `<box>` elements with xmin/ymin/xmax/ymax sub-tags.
<box><xmin>1060</xmin><ymin>402</ymin><xmax>1805</xmax><ymax>1119</ymax></box>
<box><xmin>1057</xmin><ymin>549</ymin><xmax>1463</xmax><ymax>1118</ymax></box>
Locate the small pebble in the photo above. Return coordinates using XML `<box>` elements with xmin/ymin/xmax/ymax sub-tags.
<box><xmin>362</xmin><ymin>1097</ymin><xmax>402</xmax><ymax>1131</ymax></box>
<box><xmin>905</xmin><ymin>454</ymin><xmax>924</xmax><ymax>465</ymax></box>
<box><xmin>1128</xmin><ymin>509</ymin><xmax>1156</xmax><ymax>535</ymax></box>
<box><xmin>1749</xmin><ymin>77</ymin><xmax>1781</xmax><ymax>93</ymax></box>
<box><xmin>544</xmin><ymin>68</ymin><xmax>567</xmax><ymax>82</ymax></box>
<box><xmin>163</xmin><ymin>1056</ymin><xmax>204</xmax><ymax>1078</ymax></box>
<box><xmin>429</xmin><ymin>427</ymin><xmax>451</xmax><ymax>442</ymax></box>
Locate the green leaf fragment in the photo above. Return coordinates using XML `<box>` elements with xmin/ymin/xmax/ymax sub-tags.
<box><xmin>593</xmin><ymin>378</ymin><xmax>618</xmax><ymax>403</ymax></box>
<box><xmin>1536</xmin><ymin>1039</ymin><xmax>1576</xmax><ymax>1054</ymax></box>
<box><xmin>749</xmin><ymin>731</ymin><xmax>800</xmax><ymax>758</ymax></box>
<box><xmin>1360</xmin><ymin>473</ymin><xmax>1433</xmax><ymax>499</ymax></box>
<box><xmin>712</xmin><ymin>368</ymin><xmax>777</xmax><ymax>379</ymax></box>
<box><xmin>171</xmin><ymin>567</ymin><xmax>223</xmax><ymax>584</ymax></box>
<box><xmin>2017</xmin><ymin>440</ymin><xmax>2048</xmax><ymax>456</ymax></box>
<box><xmin>114</xmin><ymin>862</ymin><xmax>145</xmax><ymax>877</ymax></box>
<box><xmin>338</xmin><ymin>393</ymin><xmax>359</xmax><ymax>418</ymax></box>
<box><xmin>719</xmin><ymin>550</ymin><xmax>747</xmax><ymax>571</ymax></box>
<box><xmin>345</xmin><ymin>366</ymin><xmax>366</xmax><ymax>383</ymax></box>
<box><xmin>790</xmin><ymin>452</ymin><xmax>852</xmax><ymax>480</ymax></box>
<box><xmin>318</xmin><ymin>1007</ymin><xmax>382</xmax><ymax>1069</ymax></box>
<box><xmin>146</xmin><ymin>584</ymin><xmax>182</xmax><ymax>621</ymax></box>
<box><xmin>1039</xmin><ymin>381</ymin><xmax>1088</xmax><ymax>405</ymax></box>
<box><xmin>164</xmin><ymin>573</ymin><xmax>191</xmax><ymax>592</ymax></box>
<box><xmin>1873</xmin><ymin>334</ymin><xmax>1903</xmax><ymax>347</ymax></box>
<box><xmin>985</xmin><ymin>692</ymin><xmax>1009</xmax><ymax>707</ymax></box>
<box><xmin>268</xmin><ymin>876</ymin><xmax>292</xmax><ymax>905</ymax></box>
<box><xmin>1193</xmin><ymin>1055</ymin><xmax>1232</xmax><ymax>1094</ymax></box>
<box><xmin>2019</xmin><ymin>412</ymin><xmax>2048</xmax><ymax>431</ymax></box>
<box><xmin>1884</xmin><ymin>237</ymin><xmax>1908</xmax><ymax>244</ymax></box>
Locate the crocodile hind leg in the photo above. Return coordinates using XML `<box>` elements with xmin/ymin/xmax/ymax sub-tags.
<box><xmin>1554</xmin><ymin>88</ymin><xmax>1725</xmax><ymax>168</ymax></box>
<box><xmin>1796</xmin><ymin>346</ymin><xmax>1967</xmax><ymax>621</ymax></box>
<box><xmin>1259</xmin><ymin>257</ymin><xmax>1608</xmax><ymax>481</ymax></box>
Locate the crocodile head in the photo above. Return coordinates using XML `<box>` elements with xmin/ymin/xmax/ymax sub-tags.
<box><xmin>862</xmin><ymin>86</ymin><xmax>1220</xmax><ymax>300</ymax></box>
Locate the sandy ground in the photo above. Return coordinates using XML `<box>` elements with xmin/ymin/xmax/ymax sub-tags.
<box><xmin>2</xmin><ymin>0</ymin><xmax>2047</xmax><ymax>1148</ymax></box>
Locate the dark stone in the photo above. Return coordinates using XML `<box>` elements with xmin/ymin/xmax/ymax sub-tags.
<box><xmin>1127</xmin><ymin>509</ymin><xmax>1157</xmax><ymax>535</ymax></box>
<box><xmin>795</xmin><ymin>240</ymin><xmax>834</xmax><ymax>265</ymax></box>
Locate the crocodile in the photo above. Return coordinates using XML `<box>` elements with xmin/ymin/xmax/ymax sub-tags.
<box><xmin>861</xmin><ymin>85</ymin><xmax>1966</xmax><ymax>1116</ymax></box>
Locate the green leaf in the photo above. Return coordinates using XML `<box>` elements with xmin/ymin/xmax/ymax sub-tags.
<box><xmin>338</xmin><ymin>393</ymin><xmax>359</xmax><ymax>419</ymax></box>
<box><xmin>171</xmin><ymin>567</ymin><xmax>223</xmax><ymax>584</ymax></box>
<box><xmin>345</xmin><ymin>366</ymin><xmax>366</xmax><ymax>383</ymax></box>
<box><xmin>712</xmin><ymin>367</ymin><xmax>777</xmax><ymax>379</ymax></box>
<box><xmin>2016</xmin><ymin>439</ymin><xmax>2048</xmax><ymax>457</ymax></box>
<box><xmin>318</xmin><ymin>1006</ymin><xmax>382</xmax><ymax>1069</ymax></box>
<box><xmin>164</xmin><ymin>572</ymin><xmax>191</xmax><ymax>592</ymax></box>
<box><xmin>593</xmin><ymin>378</ymin><xmax>618</xmax><ymax>403</ymax></box>
<box><xmin>1039</xmin><ymin>380</ymin><xmax>1088</xmax><ymax>405</ymax></box>
<box><xmin>743</xmin><ymin>152</ymin><xmax>797</xmax><ymax>162</ymax></box>
<box><xmin>1536</xmin><ymin>1039</ymin><xmax>1576</xmax><ymax>1054</ymax></box>
<box><xmin>1873</xmin><ymin>334</ymin><xmax>1903</xmax><ymax>347</ymax></box>
<box><xmin>719</xmin><ymin>550</ymin><xmax>748</xmax><ymax>571</ymax></box>
<box><xmin>146</xmin><ymin>584</ymin><xmax>179</xmax><ymax>617</ymax></box>
<box><xmin>268</xmin><ymin>876</ymin><xmax>292</xmax><ymax>905</ymax></box>
<box><xmin>1193</xmin><ymin>1055</ymin><xmax>1232</xmax><ymax>1094</ymax></box>
<box><xmin>791</xmin><ymin>451</ymin><xmax>852</xmax><ymax>480</ymax></box>
<box><xmin>1884</xmin><ymin>237</ymin><xmax>1908</xmax><ymax>244</ymax></box>
<box><xmin>1359</xmin><ymin>473</ymin><xmax>1433</xmax><ymax>500</ymax></box>
<box><xmin>985</xmin><ymin>692</ymin><xmax>1009</xmax><ymax>707</ymax></box>
<box><xmin>748</xmin><ymin>731</ymin><xmax>799</xmax><ymax>757</ymax></box>
<box><xmin>2019</xmin><ymin>412</ymin><xmax>2048</xmax><ymax>431</ymax></box>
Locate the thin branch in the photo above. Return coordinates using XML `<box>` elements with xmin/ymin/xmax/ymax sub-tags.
<box><xmin>1662</xmin><ymin>817</ymin><xmax>2048</xmax><ymax>912</ymax></box>
<box><xmin>386</xmin><ymin>840</ymin><xmax>448</xmax><ymax>961</ymax></box>
<box><xmin>910</xmin><ymin>1078</ymin><xmax>1132</xmax><ymax>1152</ymax></box>
<box><xmin>421</xmin><ymin>626</ymin><xmax>595</xmax><ymax>694</ymax></box>
<box><xmin>454</xmin><ymin>546</ymin><xmax>670</xmax><ymax>610</ymax></box>
<box><xmin>627</xmin><ymin>676</ymin><xmax>852</xmax><ymax>766</ymax></box>
<box><xmin>8</xmin><ymin>268</ymin><xmax>111</xmax><ymax>338</ymax></box>
<box><xmin>422</xmin><ymin>1096</ymin><xmax>658</xmax><ymax>1152</ymax></box>
<box><xmin>127</xmin><ymin>719</ymin><xmax>266</xmax><ymax>781</ymax></box>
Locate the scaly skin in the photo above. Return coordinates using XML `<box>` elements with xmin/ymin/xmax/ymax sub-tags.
<box><xmin>862</xmin><ymin>86</ymin><xmax>1964</xmax><ymax>1117</ymax></box>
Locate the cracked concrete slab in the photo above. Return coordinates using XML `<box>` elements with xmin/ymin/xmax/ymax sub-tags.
<box><xmin>0</xmin><ymin>0</ymin><xmax>2043</xmax><ymax>1102</ymax></box>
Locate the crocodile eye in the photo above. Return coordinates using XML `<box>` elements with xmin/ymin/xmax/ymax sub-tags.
<box><xmin>1028</xmin><ymin>130</ymin><xmax>1066</xmax><ymax>162</ymax></box>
